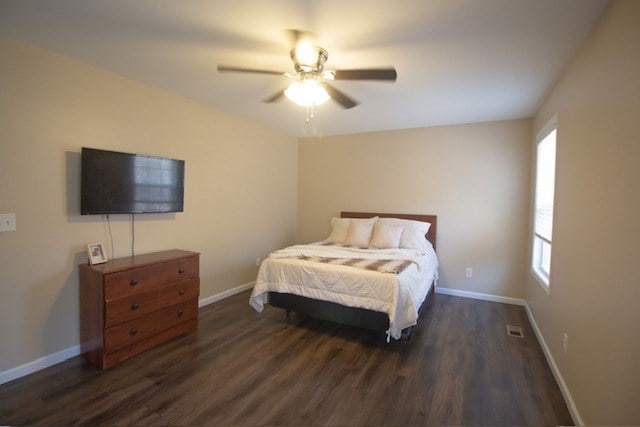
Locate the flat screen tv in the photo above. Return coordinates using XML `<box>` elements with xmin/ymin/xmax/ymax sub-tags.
<box><xmin>81</xmin><ymin>147</ymin><xmax>185</xmax><ymax>215</ymax></box>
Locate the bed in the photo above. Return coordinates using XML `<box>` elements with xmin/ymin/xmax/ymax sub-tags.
<box><xmin>249</xmin><ymin>212</ymin><xmax>438</xmax><ymax>340</ymax></box>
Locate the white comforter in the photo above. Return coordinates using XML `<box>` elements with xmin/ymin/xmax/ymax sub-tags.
<box><xmin>249</xmin><ymin>242</ymin><xmax>438</xmax><ymax>340</ymax></box>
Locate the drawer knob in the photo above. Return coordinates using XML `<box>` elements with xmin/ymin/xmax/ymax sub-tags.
<box><xmin>130</xmin><ymin>328</ymin><xmax>138</xmax><ymax>335</ymax></box>
<box><xmin>179</xmin><ymin>289</ymin><xmax>185</xmax><ymax>296</ymax></box>
<box><xmin>178</xmin><ymin>310</ymin><xmax>184</xmax><ymax>316</ymax></box>
<box><xmin>131</xmin><ymin>303</ymin><xmax>140</xmax><ymax>310</ymax></box>
<box><xmin>130</xmin><ymin>279</ymin><xmax>138</xmax><ymax>286</ymax></box>
<box><xmin>178</xmin><ymin>267</ymin><xmax>185</xmax><ymax>274</ymax></box>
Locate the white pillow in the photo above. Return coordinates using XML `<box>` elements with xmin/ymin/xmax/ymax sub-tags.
<box><xmin>378</xmin><ymin>217</ymin><xmax>431</xmax><ymax>250</ymax></box>
<box><xmin>344</xmin><ymin>218</ymin><xmax>376</xmax><ymax>247</ymax></box>
<box><xmin>326</xmin><ymin>216</ymin><xmax>379</xmax><ymax>244</ymax></box>
<box><xmin>369</xmin><ymin>222</ymin><xmax>404</xmax><ymax>249</ymax></box>
<box><xmin>326</xmin><ymin>217</ymin><xmax>350</xmax><ymax>243</ymax></box>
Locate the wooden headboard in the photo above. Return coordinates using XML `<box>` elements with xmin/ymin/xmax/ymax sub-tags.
<box><xmin>341</xmin><ymin>211</ymin><xmax>437</xmax><ymax>250</ymax></box>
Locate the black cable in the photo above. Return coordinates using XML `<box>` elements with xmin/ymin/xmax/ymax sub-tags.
<box><xmin>131</xmin><ymin>213</ymin><xmax>135</xmax><ymax>257</ymax></box>
<box><xmin>106</xmin><ymin>214</ymin><xmax>114</xmax><ymax>260</ymax></box>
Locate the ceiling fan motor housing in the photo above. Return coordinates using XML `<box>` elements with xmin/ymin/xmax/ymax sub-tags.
<box><xmin>290</xmin><ymin>46</ymin><xmax>328</xmax><ymax>73</ymax></box>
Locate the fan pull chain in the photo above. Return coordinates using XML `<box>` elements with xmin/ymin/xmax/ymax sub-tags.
<box><xmin>305</xmin><ymin>104</ymin><xmax>315</xmax><ymax>124</ymax></box>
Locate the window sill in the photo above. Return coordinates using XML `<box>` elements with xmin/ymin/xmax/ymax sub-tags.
<box><xmin>531</xmin><ymin>268</ymin><xmax>551</xmax><ymax>295</ymax></box>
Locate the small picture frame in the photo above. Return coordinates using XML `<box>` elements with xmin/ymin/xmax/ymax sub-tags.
<box><xmin>87</xmin><ymin>243</ymin><xmax>107</xmax><ymax>265</ymax></box>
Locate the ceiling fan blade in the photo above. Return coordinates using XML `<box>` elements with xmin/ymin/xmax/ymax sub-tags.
<box><xmin>217</xmin><ymin>65</ymin><xmax>286</xmax><ymax>76</ymax></box>
<box><xmin>263</xmin><ymin>89</ymin><xmax>286</xmax><ymax>103</ymax></box>
<box><xmin>332</xmin><ymin>68</ymin><xmax>397</xmax><ymax>81</ymax></box>
<box><xmin>324</xmin><ymin>84</ymin><xmax>359</xmax><ymax>109</ymax></box>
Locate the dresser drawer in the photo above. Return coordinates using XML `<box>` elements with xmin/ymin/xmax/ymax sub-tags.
<box><xmin>104</xmin><ymin>312</ymin><xmax>157</xmax><ymax>354</ymax></box>
<box><xmin>104</xmin><ymin>255</ymin><xmax>199</xmax><ymax>300</ymax></box>
<box><xmin>157</xmin><ymin>299</ymin><xmax>198</xmax><ymax>330</ymax></box>
<box><xmin>155</xmin><ymin>278</ymin><xmax>200</xmax><ymax>311</ymax></box>
<box><xmin>104</xmin><ymin>278</ymin><xmax>199</xmax><ymax>327</ymax></box>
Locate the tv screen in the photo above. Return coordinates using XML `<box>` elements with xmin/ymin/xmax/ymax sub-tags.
<box><xmin>81</xmin><ymin>147</ymin><xmax>184</xmax><ymax>215</ymax></box>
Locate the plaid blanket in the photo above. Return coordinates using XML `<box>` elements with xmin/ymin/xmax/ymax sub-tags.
<box><xmin>292</xmin><ymin>254</ymin><xmax>413</xmax><ymax>274</ymax></box>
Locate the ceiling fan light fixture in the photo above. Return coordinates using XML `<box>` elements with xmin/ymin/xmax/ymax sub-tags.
<box><xmin>284</xmin><ymin>78</ymin><xmax>330</xmax><ymax>107</ymax></box>
<box><xmin>321</xmin><ymin>70</ymin><xmax>335</xmax><ymax>80</ymax></box>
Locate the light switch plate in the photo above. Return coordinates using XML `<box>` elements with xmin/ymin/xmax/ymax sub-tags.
<box><xmin>0</xmin><ymin>213</ymin><xmax>16</xmax><ymax>232</ymax></box>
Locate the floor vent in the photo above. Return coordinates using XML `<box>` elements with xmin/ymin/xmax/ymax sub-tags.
<box><xmin>506</xmin><ymin>325</ymin><xmax>524</xmax><ymax>338</ymax></box>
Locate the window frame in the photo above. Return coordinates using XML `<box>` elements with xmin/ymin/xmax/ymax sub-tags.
<box><xmin>531</xmin><ymin>115</ymin><xmax>557</xmax><ymax>293</ymax></box>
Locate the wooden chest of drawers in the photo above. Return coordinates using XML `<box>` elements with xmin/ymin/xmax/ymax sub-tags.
<box><xmin>80</xmin><ymin>249</ymin><xmax>200</xmax><ymax>369</ymax></box>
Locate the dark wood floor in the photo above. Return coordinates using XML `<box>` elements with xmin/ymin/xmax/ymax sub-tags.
<box><xmin>0</xmin><ymin>290</ymin><xmax>572</xmax><ymax>426</ymax></box>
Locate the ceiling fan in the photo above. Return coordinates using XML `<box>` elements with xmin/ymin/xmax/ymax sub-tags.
<box><xmin>217</xmin><ymin>30</ymin><xmax>397</xmax><ymax>109</ymax></box>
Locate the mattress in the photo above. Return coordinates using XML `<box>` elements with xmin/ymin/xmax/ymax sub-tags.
<box><xmin>249</xmin><ymin>242</ymin><xmax>438</xmax><ymax>339</ymax></box>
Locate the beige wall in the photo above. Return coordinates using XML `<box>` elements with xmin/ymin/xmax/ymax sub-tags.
<box><xmin>527</xmin><ymin>0</ymin><xmax>640</xmax><ymax>424</ymax></box>
<box><xmin>298</xmin><ymin>120</ymin><xmax>531</xmax><ymax>299</ymax></box>
<box><xmin>0</xmin><ymin>37</ymin><xmax>298</xmax><ymax>373</ymax></box>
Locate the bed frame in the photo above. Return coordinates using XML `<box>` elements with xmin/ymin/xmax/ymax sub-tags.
<box><xmin>268</xmin><ymin>211</ymin><xmax>437</xmax><ymax>338</ymax></box>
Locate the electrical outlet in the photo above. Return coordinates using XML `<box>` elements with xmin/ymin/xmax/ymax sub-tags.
<box><xmin>255</xmin><ymin>257</ymin><xmax>261</xmax><ymax>267</ymax></box>
<box><xmin>465</xmin><ymin>267</ymin><xmax>473</xmax><ymax>278</ymax></box>
<box><xmin>562</xmin><ymin>333</ymin><xmax>569</xmax><ymax>354</ymax></box>
<box><xmin>0</xmin><ymin>213</ymin><xmax>16</xmax><ymax>232</ymax></box>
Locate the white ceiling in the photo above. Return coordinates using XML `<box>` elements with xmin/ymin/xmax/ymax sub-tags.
<box><xmin>0</xmin><ymin>0</ymin><xmax>609</xmax><ymax>137</ymax></box>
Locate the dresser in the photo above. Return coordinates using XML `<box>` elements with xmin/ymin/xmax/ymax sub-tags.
<box><xmin>80</xmin><ymin>249</ymin><xmax>200</xmax><ymax>369</ymax></box>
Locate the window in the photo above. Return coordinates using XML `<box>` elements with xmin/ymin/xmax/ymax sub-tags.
<box><xmin>532</xmin><ymin>117</ymin><xmax>557</xmax><ymax>290</ymax></box>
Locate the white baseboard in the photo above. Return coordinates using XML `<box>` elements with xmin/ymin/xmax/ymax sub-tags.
<box><xmin>0</xmin><ymin>281</ymin><xmax>256</xmax><ymax>386</ymax></box>
<box><xmin>435</xmin><ymin>286</ymin><xmax>526</xmax><ymax>306</ymax></box>
<box><xmin>0</xmin><ymin>344</ymin><xmax>81</xmax><ymax>386</ymax></box>
<box><xmin>198</xmin><ymin>281</ymin><xmax>254</xmax><ymax>308</ymax></box>
<box><xmin>524</xmin><ymin>303</ymin><xmax>583</xmax><ymax>426</ymax></box>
